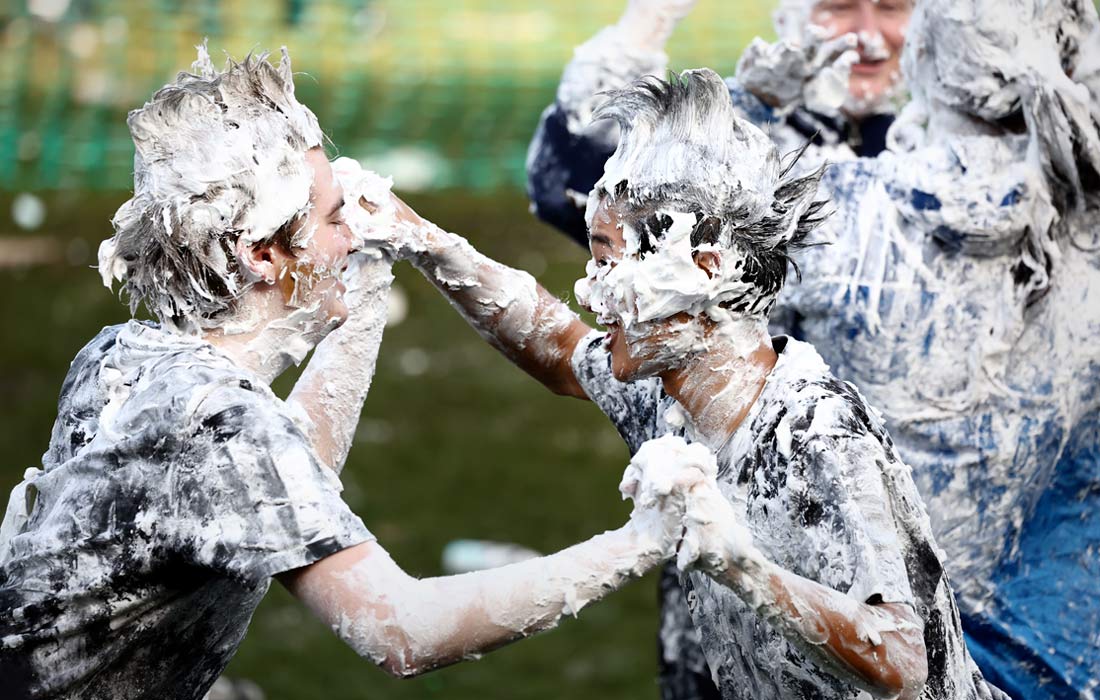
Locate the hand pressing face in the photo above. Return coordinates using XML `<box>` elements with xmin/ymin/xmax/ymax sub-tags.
<box><xmin>255</xmin><ymin>148</ymin><xmax>355</xmax><ymax>328</ymax></box>
<box><xmin>332</xmin><ymin>155</ymin><xmax>429</xmax><ymax>264</ymax></box>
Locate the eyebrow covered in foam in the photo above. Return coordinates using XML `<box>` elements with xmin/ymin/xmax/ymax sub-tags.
<box><xmin>589</xmin><ymin>233</ymin><xmax>614</xmax><ymax>247</ymax></box>
<box><xmin>327</xmin><ymin>198</ymin><xmax>346</xmax><ymax>219</ymax></box>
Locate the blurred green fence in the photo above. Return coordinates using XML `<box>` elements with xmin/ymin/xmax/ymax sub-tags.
<box><xmin>0</xmin><ymin>0</ymin><xmax>774</xmax><ymax>193</ymax></box>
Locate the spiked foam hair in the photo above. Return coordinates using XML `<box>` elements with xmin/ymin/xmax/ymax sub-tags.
<box><xmin>589</xmin><ymin>68</ymin><xmax>829</xmax><ymax>304</ymax></box>
<box><xmin>98</xmin><ymin>44</ymin><xmax>324</xmax><ymax>331</ymax></box>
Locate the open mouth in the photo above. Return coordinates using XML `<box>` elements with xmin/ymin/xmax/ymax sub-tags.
<box><xmin>603</xmin><ymin>322</ymin><xmax>620</xmax><ymax>346</ymax></box>
<box><xmin>851</xmin><ymin>56</ymin><xmax>887</xmax><ymax>75</ymax></box>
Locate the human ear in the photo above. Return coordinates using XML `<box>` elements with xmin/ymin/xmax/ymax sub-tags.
<box><xmin>235</xmin><ymin>237</ymin><xmax>288</xmax><ymax>285</ymax></box>
<box><xmin>692</xmin><ymin>250</ymin><xmax>721</xmax><ymax>279</ymax></box>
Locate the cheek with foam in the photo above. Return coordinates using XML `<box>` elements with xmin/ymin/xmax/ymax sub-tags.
<box><xmin>575</xmin><ymin>258</ymin><xmax>638</xmax><ymax>327</ymax></box>
<box><xmin>587</xmin><ymin>210</ymin><xmax>767</xmax><ymax>328</ymax></box>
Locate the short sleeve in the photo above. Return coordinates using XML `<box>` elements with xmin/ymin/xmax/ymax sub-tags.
<box><xmin>161</xmin><ymin>381</ymin><xmax>374</xmax><ymax>583</ymax></box>
<box><xmin>571</xmin><ymin>331</ymin><xmax>663</xmax><ymax>453</ymax></box>
<box><xmin>790</xmin><ymin>430</ymin><xmax>916</xmax><ymax>608</ymax></box>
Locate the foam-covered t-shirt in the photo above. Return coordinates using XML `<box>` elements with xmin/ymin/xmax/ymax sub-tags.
<box><xmin>772</xmin><ymin>145</ymin><xmax>1100</xmax><ymax>698</ymax></box>
<box><xmin>0</xmin><ymin>321</ymin><xmax>373</xmax><ymax>699</ymax></box>
<box><xmin>572</xmin><ymin>332</ymin><xmax>994</xmax><ymax>700</ymax></box>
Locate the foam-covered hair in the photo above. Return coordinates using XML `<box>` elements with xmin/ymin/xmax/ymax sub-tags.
<box><xmin>588</xmin><ymin>68</ymin><xmax>828</xmax><ymax>304</ymax></box>
<box><xmin>904</xmin><ymin>0</ymin><xmax>1100</xmax><ymax>209</ymax></box>
<box><xmin>98</xmin><ymin>44</ymin><xmax>324</xmax><ymax>331</ymax></box>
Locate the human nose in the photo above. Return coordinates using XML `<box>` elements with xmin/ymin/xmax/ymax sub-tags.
<box><xmin>856</xmin><ymin>0</ymin><xmax>881</xmax><ymax>35</ymax></box>
<box><xmin>339</xmin><ymin>222</ymin><xmax>358</xmax><ymax>256</ymax></box>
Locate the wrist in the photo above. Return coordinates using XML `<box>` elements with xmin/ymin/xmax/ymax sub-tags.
<box><xmin>621</xmin><ymin>513</ymin><xmax>676</xmax><ymax>568</ymax></box>
<box><xmin>405</xmin><ymin>222</ymin><xmax>452</xmax><ymax>270</ymax></box>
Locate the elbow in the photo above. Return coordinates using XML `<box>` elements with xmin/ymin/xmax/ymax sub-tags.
<box><xmin>895</xmin><ymin>655</ymin><xmax>928</xmax><ymax>700</ymax></box>
<box><xmin>369</xmin><ymin>641</ymin><xmax>439</xmax><ymax>680</ymax></box>
<box><xmin>378</xmin><ymin>654</ymin><xmax>431</xmax><ymax>680</ymax></box>
<box><xmin>874</xmin><ymin>644</ymin><xmax>928</xmax><ymax>700</ymax></box>
<box><xmin>546</xmin><ymin>374</ymin><xmax>587</xmax><ymax>399</ymax></box>
<box><xmin>339</xmin><ymin>616</ymin><xmax>438</xmax><ymax>679</ymax></box>
<box><xmin>878</xmin><ymin>670</ymin><xmax>927</xmax><ymax>700</ymax></box>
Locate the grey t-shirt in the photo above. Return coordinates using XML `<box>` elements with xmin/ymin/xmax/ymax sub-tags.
<box><xmin>572</xmin><ymin>332</ymin><xmax>992</xmax><ymax>700</ymax></box>
<box><xmin>0</xmin><ymin>321</ymin><xmax>374</xmax><ymax>700</ymax></box>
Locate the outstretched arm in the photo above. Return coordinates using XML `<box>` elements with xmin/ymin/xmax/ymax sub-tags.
<box><xmin>369</xmin><ymin>195</ymin><xmax>593</xmax><ymax>399</ymax></box>
<box><xmin>281</xmin><ymin>527</ymin><xmax>656</xmax><ymax>677</ymax></box>
<box><xmin>279</xmin><ymin>436</ymin><xmax>709</xmax><ymax>678</ymax></box>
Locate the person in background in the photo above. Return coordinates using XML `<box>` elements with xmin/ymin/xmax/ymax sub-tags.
<box><xmin>526</xmin><ymin>0</ymin><xmax>911</xmax><ymax>247</ymax></box>
<box><xmin>770</xmin><ymin>1</ymin><xmax>1100</xmax><ymax>695</ymax></box>
<box><xmin>528</xmin><ymin>0</ymin><xmax>1100</xmax><ymax>696</ymax></box>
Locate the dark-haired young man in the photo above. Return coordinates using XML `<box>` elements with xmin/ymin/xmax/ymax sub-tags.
<box><xmin>377</xmin><ymin>68</ymin><xmax>1003</xmax><ymax>700</ymax></box>
<box><xmin>530</xmin><ymin>0</ymin><xmax>1100</xmax><ymax>695</ymax></box>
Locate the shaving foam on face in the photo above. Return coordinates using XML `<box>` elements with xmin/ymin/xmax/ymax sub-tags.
<box><xmin>574</xmin><ymin>204</ymin><xmax>770</xmax><ymax>361</ymax></box>
<box><xmin>100</xmin><ymin>45</ymin><xmax>325</xmax><ymax>332</ymax></box>
<box><xmin>576</xmin><ymin>212</ymin><xmax>742</xmax><ymax>326</ymax></box>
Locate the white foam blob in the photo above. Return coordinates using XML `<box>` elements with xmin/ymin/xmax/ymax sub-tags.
<box><xmin>360</xmin><ymin>146</ymin><xmax>449</xmax><ymax>192</ymax></box>
<box><xmin>398</xmin><ymin>347</ymin><xmax>431</xmax><ymax>376</ymax></box>
<box><xmin>441</xmin><ymin>540</ymin><xmax>542</xmax><ymax>574</ymax></box>
<box><xmin>12</xmin><ymin>193</ymin><xmax>46</xmax><ymax>230</ymax></box>
<box><xmin>386</xmin><ymin>284</ymin><xmax>409</xmax><ymax>327</ymax></box>
<box><xmin>27</xmin><ymin>0</ymin><xmax>69</xmax><ymax>22</ymax></box>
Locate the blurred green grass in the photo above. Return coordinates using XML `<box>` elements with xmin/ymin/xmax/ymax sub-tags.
<box><xmin>0</xmin><ymin>0</ymin><xmax>774</xmax><ymax>191</ymax></box>
<box><xmin>0</xmin><ymin>188</ymin><xmax>664</xmax><ymax>700</ymax></box>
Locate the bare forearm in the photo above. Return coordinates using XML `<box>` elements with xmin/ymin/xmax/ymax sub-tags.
<box><xmin>409</xmin><ymin>225</ymin><xmax>588</xmax><ymax>395</ymax></box>
<box><xmin>712</xmin><ymin>559</ymin><xmax>926</xmax><ymax>698</ymax></box>
<box><xmin>288</xmin><ymin>255</ymin><xmax>394</xmax><ymax>471</ymax></box>
<box><xmin>685</xmin><ymin>491</ymin><xmax>926</xmax><ymax>698</ymax></box>
<box><xmin>293</xmin><ymin>525</ymin><xmax>664</xmax><ymax>677</ymax></box>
